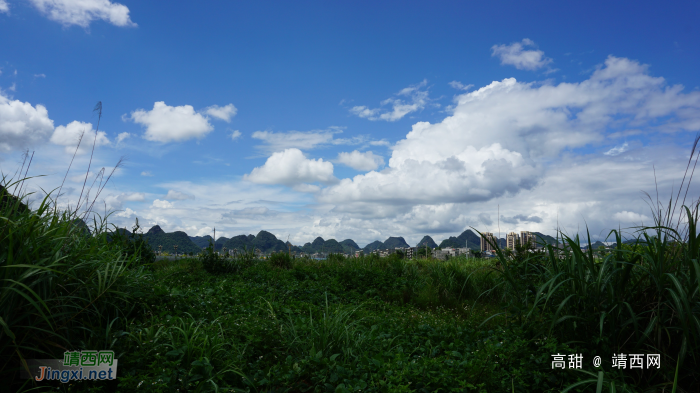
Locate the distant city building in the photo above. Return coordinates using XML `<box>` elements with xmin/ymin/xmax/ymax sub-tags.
<box><xmin>481</xmin><ymin>232</ymin><xmax>497</xmax><ymax>252</ymax></box>
<box><xmin>432</xmin><ymin>247</ymin><xmax>471</xmax><ymax>260</ymax></box>
<box><xmin>520</xmin><ymin>231</ymin><xmax>536</xmax><ymax>248</ymax></box>
<box><xmin>395</xmin><ymin>247</ymin><xmax>415</xmax><ymax>259</ymax></box>
<box><xmin>506</xmin><ymin>232</ymin><xmax>519</xmax><ymax>250</ymax></box>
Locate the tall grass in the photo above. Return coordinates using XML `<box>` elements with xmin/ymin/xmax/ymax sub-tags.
<box><xmin>0</xmin><ymin>176</ymin><xmax>151</xmax><ymax>391</ymax></box>
<box><xmin>478</xmin><ymin>142</ymin><xmax>700</xmax><ymax>391</ymax></box>
<box><xmin>0</xmin><ymin>109</ymin><xmax>152</xmax><ymax>391</ymax></box>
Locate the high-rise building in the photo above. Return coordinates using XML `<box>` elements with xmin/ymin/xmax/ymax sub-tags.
<box><xmin>481</xmin><ymin>232</ymin><xmax>497</xmax><ymax>252</ymax></box>
<box><xmin>520</xmin><ymin>231</ymin><xmax>536</xmax><ymax>248</ymax></box>
<box><xmin>506</xmin><ymin>232</ymin><xmax>519</xmax><ymax>250</ymax></box>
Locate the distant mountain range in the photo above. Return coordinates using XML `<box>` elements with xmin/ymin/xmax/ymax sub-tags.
<box><xmin>103</xmin><ymin>225</ymin><xmax>561</xmax><ymax>255</ymax></box>
<box><xmin>143</xmin><ymin>225</ymin><xmax>202</xmax><ymax>254</ymax></box>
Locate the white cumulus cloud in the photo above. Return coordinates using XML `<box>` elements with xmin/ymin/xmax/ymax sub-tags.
<box><xmin>152</xmin><ymin>199</ymin><xmax>175</xmax><ymax>209</ymax></box>
<box><xmin>320</xmin><ymin>56</ymin><xmax>700</xmax><ymax>216</ymax></box>
<box><xmin>50</xmin><ymin>121</ymin><xmax>110</xmax><ymax>154</ymax></box>
<box><xmin>0</xmin><ymin>92</ymin><xmax>54</xmax><ymax>152</ymax></box>
<box><xmin>116</xmin><ymin>132</ymin><xmax>130</xmax><ymax>144</ymax></box>
<box><xmin>28</xmin><ymin>0</ymin><xmax>136</xmax><ymax>28</ymax></box>
<box><xmin>491</xmin><ymin>38</ymin><xmax>553</xmax><ymax>71</ymax></box>
<box><xmin>115</xmin><ymin>207</ymin><xmax>137</xmax><ymax>218</ymax></box>
<box><xmin>336</xmin><ymin>150</ymin><xmax>385</xmax><ymax>171</ymax></box>
<box><xmin>245</xmin><ymin>148</ymin><xmax>335</xmax><ymax>186</ymax></box>
<box><xmin>203</xmin><ymin>104</ymin><xmax>237</xmax><ymax>122</ymax></box>
<box><xmin>102</xmin><ymin>192</ymin><xmax>145</xmax><ymax>211</ymax></box>
<box><xmin>0</xmin><ymin>0</ymin><xmax>8</xmax><ymax>13</ymax></box>
<box><xmin>129</xmin><ymin>102</ymin><xmax>214</xmax><ymax>143</ymax></box>
<box><xmin>230</xmin><ymin>130</ymin><xmax>242</xmax><ymax>141</ymax></box>
<box><xmin>350</xmin><ymin>80</ymin><xmax>431</xmax><ymax>121</ymax></box>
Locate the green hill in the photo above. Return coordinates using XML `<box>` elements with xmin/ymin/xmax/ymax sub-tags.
<box><xmin>189</xmin><ymin>235</ymin><xmax>211</xmax><ymax>248</ymax></box>
<box><xmin>188</xmin><ymin>235</ymin><xmax>229</xmax><ymax>250</ymax></box>
<box><xmin>438</xmin><ymin>230</ymin><xmax>481</xmax><ymax>250</ymax></box>
<box><xmin>321</xmin><ymin>239</ymin><xmax>345</xmax><ymax>253</ymax></box>
<box><xmin>384</xmin><ymin>236</ymin><xmax>410</xmax><ymax>249</ymax></box>
<box><xmin>221</xmin><ymin>231</ymin><xmax>287</xmax><ymax>253</ymax></box>
<box><xmin>362</xmin><ymin>240</ymin><xmax>384</xmax><ymax>253</ymax></box>
<box><xmin>533</xmin><ymin>232</ymin><xmax>557</xmax><ymax>247</ymax></box>
<box><xmin>0</xmin><ymin>185</ymin><xmax>30</xmax><ymax>217</ymax></box>
<box><xmin>223</xmin><ymin>235</ymin><xmax>255</xmax><ymax>252</ymax></box>
<box><xmin>105</xmin><ymin>227</ymin><xmax>134</xmax><ymax>243</ymax></box>
<box><xmin>339</xmin><ymin>239</ymin><xmax>360</xmax><ymax>253</ymax></box>
<box><xmin>70</xmin><ymin>218</ymin><xmax>92</xmax><ymax>237</ymax></box>
<box><xmin>298</xmin><ymin>237</ymin><xmax>349</xmax><ymax>254</ymax></box>
<box><xmin>142</xmin><ymin>225</ymin><xmax>202</xmax><ymax>255</ymax></box>
<box><xmin>252</xmin><ymin>230</ymin><xmax>288</xmax><ymax>252</ymax></box>
<box><xmin>362</xmin><ymin>237</ymin><xmax>411</xmax><ymax>253</ymax></box>
<box><xmin>416</xmin><ymin>236</ymin><xmax>437</xmax><ymax>248</ymax></box>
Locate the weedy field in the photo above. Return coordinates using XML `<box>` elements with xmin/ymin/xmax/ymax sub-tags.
<box><xmin>2</xmin><ymin>158</ymin><xmax>699</xmax><ymax>392</ymax></box>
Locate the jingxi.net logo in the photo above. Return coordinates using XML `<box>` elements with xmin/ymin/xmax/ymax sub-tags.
<box><xmin>21</xmin><ymin>350</ymin><xmax>118</xmax><ymax>383</ymax></box>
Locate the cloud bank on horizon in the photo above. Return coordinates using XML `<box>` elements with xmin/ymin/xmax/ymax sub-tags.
<box><xmin>2</xmin><ymin>2</ymin><xmax>700</xmax><ymax>247</ymax></box>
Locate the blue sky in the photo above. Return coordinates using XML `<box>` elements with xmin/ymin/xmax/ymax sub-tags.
<box><xmin>2</xmin><ymin>1</ymin><xmax>700</xmax><ymax>246</ymax></box>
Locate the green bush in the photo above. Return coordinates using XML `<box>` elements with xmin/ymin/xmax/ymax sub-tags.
<box><xmin>200</xmin><ymin>242</ymin><xmax>255</xmax><ymax>274</ymax></box>
<box><xmin>104</xmin><ymin>219</ymin><xmax>156</xmax><ymax>268</ymax></box>
<box><xmin>269</xmin><ymin>252</ymin><xmax>292</xmax><ymax>269</ymax></box>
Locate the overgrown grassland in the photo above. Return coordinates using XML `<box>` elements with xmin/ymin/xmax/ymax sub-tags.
<box><xmin>105</xmin><ymin>256</ymin><xmax>580</xmax><ymax>393</ymax></box>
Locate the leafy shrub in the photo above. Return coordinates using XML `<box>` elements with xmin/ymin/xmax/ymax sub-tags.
<box><xmin>269</xmin><ymin>252</ymin><xmax>292</xmax><ymax>269</ymax></box>
<box><xmin>200</xmin><ymin>242</ymin><xmax>254</xmax><ymax>274</ymax></box>
<box><xmin>105</xmin><ymin>218</ymin><xmax>156</xmax><ymax>268</ymax></box>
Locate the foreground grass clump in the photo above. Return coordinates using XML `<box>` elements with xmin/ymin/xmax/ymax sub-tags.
<box><xmin>0</xmin><ymin>177</ymin><xmax>153</xmax><ymax>392</ymax></box>
<box><xmin>479</xmin><ymin>205</ymin><xmax>700</xmax><ymax>390</ymax></box>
